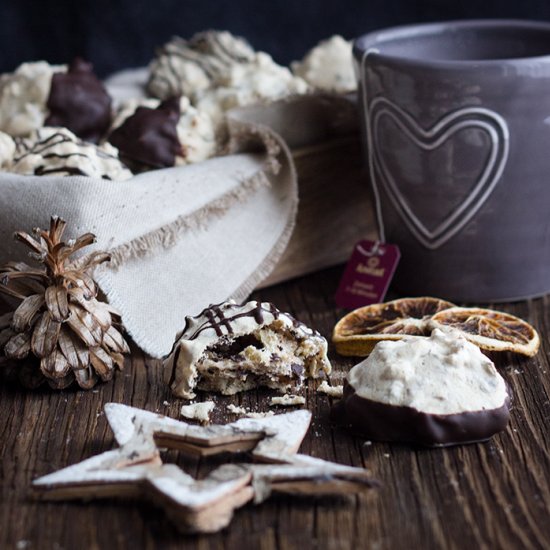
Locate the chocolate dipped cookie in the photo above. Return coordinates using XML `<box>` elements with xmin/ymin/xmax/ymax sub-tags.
<box><xmin>0</xmin><ymin>58</ymin><xmax>111</xmax><ymax>142</ymax></box>
<box><xmin>332</xmin><ymin>328</ymin><xmax>510</xmax><ymax>446</ymax></box>
<box><xmin>108</xmin><ymin>96</ymin><xmax>217</xmax><ymax>171</ymax></box>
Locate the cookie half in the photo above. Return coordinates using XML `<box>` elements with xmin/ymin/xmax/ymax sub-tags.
<box><xmin>164</xmin><ymin>300</ymin><xmax>331</xmax><ymax>399</ymax></box>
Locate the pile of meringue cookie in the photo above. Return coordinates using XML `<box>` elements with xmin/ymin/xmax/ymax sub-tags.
<box><xmin>0</xmin><ymin>32</ymin><xmax>356</xmax><ymax>181</ymax></box>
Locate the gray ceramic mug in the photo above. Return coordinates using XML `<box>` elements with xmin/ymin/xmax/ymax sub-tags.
<box><xmin>354</xmin><ymin>20</ymin><xmax>550</xmax><ymax>302</ymax></box>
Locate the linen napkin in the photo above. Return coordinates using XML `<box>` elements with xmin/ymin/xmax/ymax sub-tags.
<box><xmin>0</xmin><ymin>109</ymin><xmax>297</xmax><ymax>358</ymax></box>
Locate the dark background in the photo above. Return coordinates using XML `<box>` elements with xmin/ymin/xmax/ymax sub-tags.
<box><xmin>3</xmin><ymin>0</ymin><xmax>550</xmax><ymax>77</ymax></box>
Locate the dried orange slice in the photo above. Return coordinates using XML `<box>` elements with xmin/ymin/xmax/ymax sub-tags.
<box><xmin>333</xmin><ymin>297</ymin><xmax>455</xmax><ymax>356</ymax></box>
<box><xmin>430</xmin><ymin>307</ymin><xmax>540</xmax><ymax>357</ymax></box>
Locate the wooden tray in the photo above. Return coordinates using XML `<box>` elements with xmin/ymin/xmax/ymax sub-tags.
<box><xmin>263</xmin><ymin>133</ymin><xmax>377</xmax><ymax>286</ymax></box>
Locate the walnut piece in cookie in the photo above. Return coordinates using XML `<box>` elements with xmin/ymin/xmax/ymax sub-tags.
<box><xmin>331</xmin><ymin>328</ymin><xmax>510</xmax><ymax>447</ymax></box>
<box><xmin>9</xmin><ymin>127</ymin><xmax>132</xmax><ymax>180</ymax></box>
<box><xmin>0</xmin><ymin>58</ymin><xmax>111</xmax><ymax>142</ymax></box>
<box><xmin>108</xmin><ymin>96</ymin><xmax>217</xmax><ymax>171</ymax></box>
<box><xmin>164</xmin><ymin>300</ymin><xmax>331</xmax><ymax>399</ymax></box>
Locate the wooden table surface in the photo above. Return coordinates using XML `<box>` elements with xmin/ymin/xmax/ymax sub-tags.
<box><xmin>1</xmin><ymin>265</ymin><xmax>550</xmax><ymax>550</ymax></box>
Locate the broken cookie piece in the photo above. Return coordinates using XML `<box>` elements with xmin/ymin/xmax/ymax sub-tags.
<box><xmin>226</xmin><ymin>404</ymin><xmax>274</xmax><ymax>418</ymax></box>
<box><xmin>164</xmin><ymin>300</ymin><xmax>331</xmax><ymax>399</ymax></box>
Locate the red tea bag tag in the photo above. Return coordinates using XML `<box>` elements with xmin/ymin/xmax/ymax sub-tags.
<box><xmin>335</xmin><ymin>240</ymin><xmax>401</xmax><ymax>309</ymax></box>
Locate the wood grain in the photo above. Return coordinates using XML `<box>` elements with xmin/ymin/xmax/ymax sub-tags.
<box><xmin>1</xmin><ymin>267</ymin><xmax>550</xmax><ymax>550</ymax></box>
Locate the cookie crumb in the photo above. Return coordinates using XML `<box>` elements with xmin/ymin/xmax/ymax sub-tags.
<box><xmin>227</xmin><ymin>404</ymin><xmax>247</xmax><ymax>415</ymax></box>
<box><xmin>180</xmin><ymin>401</ymin><xmax>215</xmax><ymax>423</ymax></box>
<box><xmin>227</xmin><ymin>404</ymin><xmax>274</xmax><ymax>418</ymax></box>
<box><xmin>317</xmin><ymin>380</ymin><xmax>343</xmax><ymax>398</ymax></box>
<box><xmin>245</xmin><ymin>411</ymin><xmax>275</xmax><ymax>419</ymax></box>
<box><xmin>270</xmin><ymin>394</ymin><xmax>305</xmax><ymax>407</ymax></box>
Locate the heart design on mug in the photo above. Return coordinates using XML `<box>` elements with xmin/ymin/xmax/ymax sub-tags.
<box><xmin>368</xmin><ymin>97</ymin><xmax>509</xmax><ymax>249</ymax></box>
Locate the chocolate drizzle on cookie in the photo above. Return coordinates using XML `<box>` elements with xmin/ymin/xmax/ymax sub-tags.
<box><xmin>164</xmin><ymin>300</ymin><xmax>331</xmax><ymax>398</ymax></box>
<box><xmin>108</xmin><ymin>97</ymin><xmax>182</xmax><ymax>170</ymax></box>
<box><xmin>12</xmin><ymin>129</ymin><xmax>128</xmax><ymax>179</ymax></box>
<box><xmin>183</xmin><ymin>301</ymin><xmax>320</xmax><ymax>341</ymax></box>
<box><xmin>46</xmin><ymin>58</ymin><xmax>112</xmax><ymax>144</ymax></box>
<box><xmin>189</xmin><ymin>30</ymin><xmax>255</xmax><ymax>66</ymax></box>
<box><xmin>147</xmin><ymin>31</ymin><xmax>255</xmax><ymax>99</ymax></box>
<box><xmin>197</xmin><ymin>302</ymin><xmax>281</xmax><ymax>338</ymax></box>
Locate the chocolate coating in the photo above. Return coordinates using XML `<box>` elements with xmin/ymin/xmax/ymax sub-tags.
<box><xmin>108</xmin><ymin>97</ymin><xmax>182</xmax><ymax>170</ymax></box>
<box><xmin>46</xmin><ymin>58</ymin><xmax>112</xmax><ymax>143</ymax></box>
<box><xmin>331</xmin><ymin>381</ymin><xmax>510</xmax><ymax>447</ymax></box>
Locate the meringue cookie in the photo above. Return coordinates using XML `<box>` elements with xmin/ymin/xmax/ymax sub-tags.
<box><xmin>292</xmin><ymin>35</ymin><xmax>356</xmax><ymax>93</ymax></box>
<box><xmin>147</xmin><ymin>31</ymin><xmax>255</xmax><ymax>100</ymax></box>
<box><xmin>148</xmin><ymin>30</ymin><xmax>309</xmax><ymax>133</ymax></box>
<box><xmin>0</xmin><ymin>61</ymin><xmax>61</xmax><ymax>137</ymax></box>
<box><xmin>0</xmin><ymin>131</ymin><xmax>16</xmax><ymax>170</ymax></box>
<box><xmin>10</xmin><ymin>127</ymin><xmax>132</xmax><ymax>180</ymax></box>
<box><xmin>194</xmin><ymin>52</ymin><xmax>308</xmax><ymax>128</ymax></box>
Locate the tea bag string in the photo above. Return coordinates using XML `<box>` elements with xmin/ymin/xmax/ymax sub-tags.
<box><xmin>357</xmin><ymin>240</ymin><xmax>385</xmax><ymax>257</ymax></box>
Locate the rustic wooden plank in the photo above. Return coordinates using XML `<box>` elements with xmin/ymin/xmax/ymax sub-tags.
<box><xmin>1</xmin><ymin>266</ymin><xmax>550</xmax><ymax>549</ymax></box>
<box><xmin>261</xmin><ymin>136</ymin><xmax>377</xmax><ymax>287</ymax></box>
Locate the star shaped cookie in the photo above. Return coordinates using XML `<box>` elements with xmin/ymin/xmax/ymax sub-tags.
<box><xmin>33</xmin><ymin>403</ymin><xmax>377</xmax><ymax>533</ymax></box>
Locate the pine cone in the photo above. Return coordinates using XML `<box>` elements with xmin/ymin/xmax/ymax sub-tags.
<box><xmin>0</xmin><ymin>216</ymin><xmax>129</xmax><ymax>389</ymax></box>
